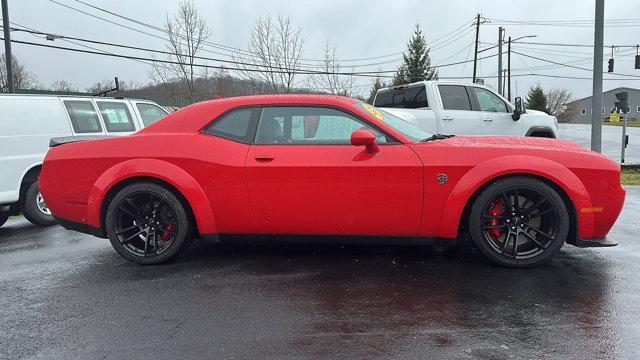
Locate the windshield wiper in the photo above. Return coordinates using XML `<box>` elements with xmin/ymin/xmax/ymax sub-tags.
<box><xmin>420</xmin><ymin>134</ymin><xmax>455</xmax><ymax>142</ymax></box>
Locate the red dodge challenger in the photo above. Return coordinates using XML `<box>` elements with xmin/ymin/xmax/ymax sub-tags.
<box><xmin>39</xmin><ymin>95</ymin><xmax>625</xmax><ymax>267</ymax></box>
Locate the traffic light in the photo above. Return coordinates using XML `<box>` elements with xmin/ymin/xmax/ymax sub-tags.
<box><xmin>636</xmin><ymin>54</ymin><xmax>640</xmax><ymax>70</ymax></box>
<box><xmin>615</xmin><ymin>92</ymin><xmax>629</xmax><ymax>114</ymax></box>
<box><xmin>608</xmin><ymin>58</ymin><xmax>614</xmax><ymax>72</ymax></box>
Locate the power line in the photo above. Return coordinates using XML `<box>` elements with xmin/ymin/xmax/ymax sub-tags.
<box><xmin>3</xmin><ymin>36</ymin><xmax>500</xmax><ymax>78</ymax></box>
<box><xmin>511</xmin><ymin>51</ymin><xmax>640</xmax><ymax>78</ymax></box>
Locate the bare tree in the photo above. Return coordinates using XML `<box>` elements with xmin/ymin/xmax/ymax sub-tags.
<box><xmin>0</xmin><ymin>54</ymin><xmax>37</xmax><ymax>91</ymax></box>
<box><xmin>151</xmin><ymin>0</ymin><xmax>211</xmax><ymax>103</ymax></box>
<box><xmin>307</xmin><ymin>42</ymin><xmax>355</xmax><ymax>96</ymax></box>
<box><xmin>85</xmin><ymin>79</ymin><xmax>129</xmax><ymax>95</ymax></box>
<box><xmin>235</xmin><ymin>14</ymin><xmax>304</xmax><ymax>94</ymax></box>
<box><xmin>545</xmin><ymin>88</ymin><xmax>572</xmax><ymax>117</ymax></box>
<box><xmin>50</xmin><ymin>80</ymin><xmax>78</xmax><ymax>93</ymax></box>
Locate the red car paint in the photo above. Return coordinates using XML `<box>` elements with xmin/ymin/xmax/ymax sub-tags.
<box><xmin>39</xmin><ymin>95</ymin><xmax>625</xmax><ymax>243</ymax></box>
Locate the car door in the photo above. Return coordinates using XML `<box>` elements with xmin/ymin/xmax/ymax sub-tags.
<box><xmin>436</xmin><ymin>85</ymin><xmax>482</xmax><ymax>135</ymax></box>
<box><xmin>470</xmin><ymin>86</ymin><xmax>522</xmax><ymax>136</ymax></box>
<box><xmin>245</xmin><ymin>105</ymin><xmax>423</xmax><ymax>236</ymax></box>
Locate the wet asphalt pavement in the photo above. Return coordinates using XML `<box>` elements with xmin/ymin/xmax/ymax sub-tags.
<box><xmin>0</xmin><ymin>187</ymin><xmax>639</xmax><ymax>360</ymax></box>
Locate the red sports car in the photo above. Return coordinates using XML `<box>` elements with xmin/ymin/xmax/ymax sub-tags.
<box><xmin>39</xmin><ymin>95</ymin><xmax>625</xmax><ymax>267</ymax></box>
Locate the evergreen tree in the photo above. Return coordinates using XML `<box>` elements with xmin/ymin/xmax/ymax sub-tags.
<box><xmin>392</xmin><ymin>24</ymin><xmax>438</xmax><ymax>86</ymax></box>
<box><xmin>525</xmin><ymin>85</ymin><xmax>549</xmax><ymax>113</ymax></box>
<box><xmin>367</xmin><ymin>76</ymin><xmax>386</xmax><ymax>104</ymax></box>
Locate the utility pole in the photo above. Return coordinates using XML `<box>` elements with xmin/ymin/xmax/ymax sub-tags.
<box><xmin>507</xmin><ymin>36</ymin><xmax>512</xmax><ymax>101</ymax></box>
<box><xmin>498</xmin><ymin>27</ymin><xmax>504</xmax><ymax>95</ymax></box>
<box><xmin>2</xmin><ymin>0</ymin><xmax>14</xmax><ymax>93</ymax></box>
<box><xmin>590</xmin><ymin>0</ymin><xmax>604</xmax><ymax>153</ymax></box>
<box><xmin>472</xmin><ymin>14</ymin><xmax>481</xmax><ymax>84</ymax></box>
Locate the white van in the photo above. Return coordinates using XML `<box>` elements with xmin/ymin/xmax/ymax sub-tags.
<box><xmin>0</xmin><ymin>95</ymin><xmax>169</xmax><ymax>228</ymax></box>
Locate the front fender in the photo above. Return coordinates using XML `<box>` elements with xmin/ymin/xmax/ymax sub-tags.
<box><xmin>438</xmin><ymin>155</ymin><xmax>594</xmax><ymax>239</ymax></box>
<box><xmin>86</xmin><ymin>159</ymin><xmax>216</xmax><ymax>234</ymax></box>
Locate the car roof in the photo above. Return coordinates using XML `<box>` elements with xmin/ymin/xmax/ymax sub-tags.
<box><xmin>0</xmin><ymin>93</ymin><xmax>152</xmax><ymax>102</ymax></box>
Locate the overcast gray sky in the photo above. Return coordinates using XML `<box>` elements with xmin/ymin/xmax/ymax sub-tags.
<box><xmin>6</xmin><ymin>0</ymin><xmax>640</xmax><ymax>100</ymax></box>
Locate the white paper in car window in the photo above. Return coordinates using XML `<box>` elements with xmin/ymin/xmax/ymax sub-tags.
<box><xmin>104</xmin><ymin>108</ymin><xmax>130</xmax><ymax>124</ymax></box>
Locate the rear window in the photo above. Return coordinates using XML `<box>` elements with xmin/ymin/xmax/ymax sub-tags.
<box><xmin>202</xmin><ymin>108</ymin><xmax>258</xmax><ymax>143</ymax></box>
<box><xmin>374</xmin><ymin>85</ymin><xmax>428</xmax><ymax>109</ymax></box>
<box><xmin>136</xmin><ymin>103</ymin><xmax>168</xmax><ymax>127</ymax></box>
<box><xmin>438</xmin><ymin>85</ymin><xmax>472</xmax><ymax>111</ymax></box>
<box><xmin>63</xmin><ymin>100</ymin><xmax>103</xmax><ymax>133</ymax></box>
<box><xmin>96</xmin><ymin>102</ymin><xmax>135</xmax><ymax>132</ymax></box>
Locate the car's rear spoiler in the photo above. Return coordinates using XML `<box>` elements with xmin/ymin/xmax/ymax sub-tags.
<box><xmin>49</xmin><ymin>135</ymin><xmax>114</xmax><ymax>148</ymax></box>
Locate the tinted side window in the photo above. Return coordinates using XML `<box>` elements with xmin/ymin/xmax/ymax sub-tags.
<box><xmin>63</xmin><ymin>100</ymin><xmax>103</xmax><ymax>133</ymax></box>
<box><xmin>374</xmin><ymin>86</ymin><xmax>428</xmax><ymax>109</ymax></box>
<box><xmin>203</xmin><ymin>108</ymin><xmax>256</xmax><ymax>142</ymax></box>
<box><xmin>255</xmin><ymin>107</ymin><xmax>387</xmax><ymax>145</ymax></box>
<box><xmin>438</xmin><ymin>85</ymin><xmax>472</xmax><ymax>111</ymax></box>
<box><xmin>96</xmin><ymin>102</ymin><xmax>135</xmax><ymax>132</ymax></box>
<box><xmin>472</xmin><ymin>87</ymin><xmax>509</xmax><ymax>113</ymax></box>
<box><xmin>136</xmin><ymin>103</ymin><xmax>168</xmax><ymax>127</ymax></box>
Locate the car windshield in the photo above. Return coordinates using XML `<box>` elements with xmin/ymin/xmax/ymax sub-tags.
<box><xmin>357</xmin><ymin>102</ymin><xmax>433</xmax><ymax>142</ymax></box>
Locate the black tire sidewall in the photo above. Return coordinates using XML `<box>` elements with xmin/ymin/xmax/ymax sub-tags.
<box><xmin>105</xmin><ymin>182</ymin><xmax>194</xmax><ymax>265</ymax></box>
<box><xmin>468</xmin><ymin>176</ymin><xmax>570</xmax><ymax>268</ymax></box>
<box><xmin>0</xmin><ymin>212</ymin><xmax>8</xmax><ymax>228</ymax></box>
<box><xmin>22</xmin><ymin>181</ymin><xmax>57</xmax><ymax>226</ymax></box>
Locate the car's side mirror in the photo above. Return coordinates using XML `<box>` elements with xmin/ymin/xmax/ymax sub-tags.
<box><xmin>512</xmin><ymin>97</ymin><xmax>525</xmax><ymax>121</ymax></box>
<box><xmin>350</xmin><ymin>129</ymin><xmax>379</xmax><ymax>154</ymax></box>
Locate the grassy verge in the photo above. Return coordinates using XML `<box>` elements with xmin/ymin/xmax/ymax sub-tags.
<box><xmin>622</xmin><ymin>166</ymin><xmax>640</xmax><ymax>186</ymax></box>
<box><xmin>604</xmin><ymin>121</ymin><xmax>640</xmax><ymax>127</ymax></box>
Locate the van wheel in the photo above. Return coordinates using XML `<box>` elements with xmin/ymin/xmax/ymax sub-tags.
<box><xmin>22</xmin><ymin>181</ymin><xmax>57</xmax><ymax>226</ymax></box>
<box><xmin>0</xmin><ymin>213</ymin><xmax>8</xmax><ymax>228</ymax></box>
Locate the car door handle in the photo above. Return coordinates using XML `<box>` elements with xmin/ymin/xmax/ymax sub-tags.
<box><xmin>483</xmin><ymin>117</ymin><xmax>494</xmax><ymax>122</ymax></box>
<box><xmin>442</xmin><ymin>116</ymin><xmax>454</xmax><ymax>121</ymax></box>
<box><xmin>254</xmin><ymin>156</ymin><xmax>275</xmax><ymax>162</ymax></box>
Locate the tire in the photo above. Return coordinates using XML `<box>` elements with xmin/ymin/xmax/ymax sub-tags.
<box><xmin>468</xmin><ymin>176</ymin><xmax>569</xmax><ymax>268</ymax></box>
<box><xmin>105</xmin><ymin>182</ymin><xmax>194</xmax><ymax>265</ymax></box>
<box><xmin>0</xmin><ymin>212</ymin><xmax>8</xmax><ymax>228</ymax></box>
<box><xmin>22</xmin><ymin>181</ymin><xmax>57</xmax><ymax>226</ymax></box>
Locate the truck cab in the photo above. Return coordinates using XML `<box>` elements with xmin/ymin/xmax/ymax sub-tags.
<box><xmin>373</xmin><ymin>81</ymin><xmax>558</xmax><ymax>138</ymax></box>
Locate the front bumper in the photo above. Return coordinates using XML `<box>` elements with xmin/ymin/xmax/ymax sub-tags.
<box><xmin>575</xmin><ymin>237</ymin><xmax>618</xmax><ymax>248</ymax></box>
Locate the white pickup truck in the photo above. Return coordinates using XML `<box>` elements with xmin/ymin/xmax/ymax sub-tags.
<box><xmin>373</xmin><ymin>81</ymin><xmax>558</xmax><ymax>138</ymax></box>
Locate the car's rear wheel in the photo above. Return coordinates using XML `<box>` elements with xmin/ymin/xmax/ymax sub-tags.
<box><xmin>22</xmin><ymin>181</ymin><xmax>57</xmax><ymax>226</ymax></box>
<box><xmin>468</xmin><ymin>176</ymin><xmax>569</xmax><ymax>267</ymax></box>
<box><xmin>105</xmin><ymin>182</ymin><xmax>194</xmax><ymax>264</ymax></box>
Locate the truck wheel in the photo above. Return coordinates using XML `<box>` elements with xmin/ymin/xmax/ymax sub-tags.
<box><xmin>468</xmin><ymin>176</ymin><xmax>569</xmax><ymax>267</ymax></box>
<box><xmin>22</xmin><ymin>181</ymin><xmax>57</xmax><ymax>226</ymax></box>
<box><xmin>0</xmin><ymin>212</ymin><xmax>8</xmax><ymax>228</ymax></box>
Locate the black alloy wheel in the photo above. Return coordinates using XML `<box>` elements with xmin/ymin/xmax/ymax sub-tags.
<box><xmin>105</xmin><ymin>182</ymin><xmax>194</xmax><ymax>264</ymax></box>
<box><xmin>469</xmin><ymin>176</ymin><xmax>569</xmax><ymax>267</ymax></box>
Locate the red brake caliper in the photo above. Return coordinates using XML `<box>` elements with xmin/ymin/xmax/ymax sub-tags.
<box><xmin>161</xmin><ymin>223</ymin><xmax>175</xmax><ymax>241</ymax></box>
<box><xmin>487</xmin><ymin>199</ymin><xmax>505</xmax><ymax>240</ymax></box>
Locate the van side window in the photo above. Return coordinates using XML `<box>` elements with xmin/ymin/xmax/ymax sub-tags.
<box><xmin>136</xmin><ymin>103</ymin><xmax>169</xmax><ymax>127</ymax></box>
<box><xmin>438</xmin><ymin>85</ymin><xmax>472</xmax><ymax>111</ymax></box>
<box><xmin>96</xmin><ymin>102</ymin><xmax>135</xmax><ymax>132</ymax></box>
<box><xmin>63</xmin><ymin>100</ymin><xmax>103</xmax><ymax>133</ymax></box>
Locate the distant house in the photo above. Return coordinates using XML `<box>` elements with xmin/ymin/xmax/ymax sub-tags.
<box><xmin>562</xmin><ymin>87</ymin><xmax>640</xmax><ymax>123</ymax></box>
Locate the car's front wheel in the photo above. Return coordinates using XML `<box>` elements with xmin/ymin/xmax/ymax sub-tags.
<box><xmin>0</xmin><ymin>212</ymin><xmax>9</xmax><ymax>228</ymax></box>
<box><xmin>468</xmin><ymin>176</ymin><xmax>569</xmax><ymax>267</ymax></box>
<box><xmin>105</xmin><ymin>182</ymin><xmax>194</xmax><ymax>264</ymax></box>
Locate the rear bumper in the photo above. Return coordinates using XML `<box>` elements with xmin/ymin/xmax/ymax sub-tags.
<box><xmin>54</xmin><ymin>216</ymin><xmax>107</xmax><ymax>238</ymax></box>
<box><xmin>575</xmin><ymin>236</ymin><xmax>618</xmax><ymax>248</ymax></box>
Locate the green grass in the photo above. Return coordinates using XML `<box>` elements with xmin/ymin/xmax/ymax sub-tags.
<box><xmin>603</xmin><ymin>120</ymin><xmax>640</xmax><ymax>127</ymax></box>
<box><xmin>622</xmin><ymin>167</ymin><xmax>640</xmax><ymax>186</ymax></box>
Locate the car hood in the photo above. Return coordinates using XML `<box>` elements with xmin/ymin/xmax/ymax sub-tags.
<box><xmin>429</xmin><ymin>136</ymin><xmax>590</xmax><ymax>154</ymax></box>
